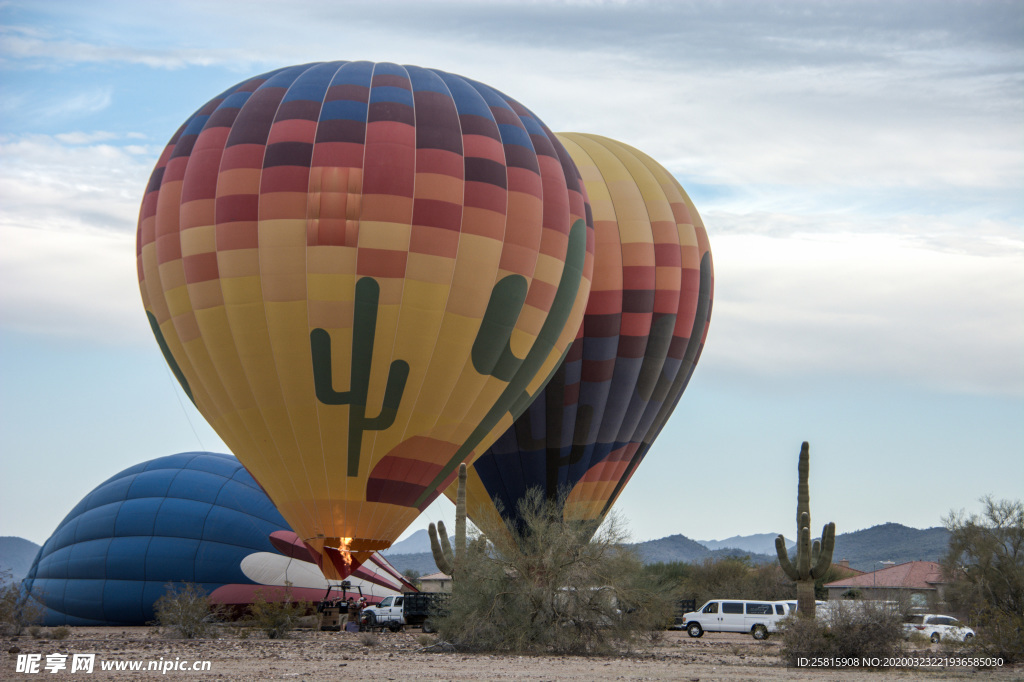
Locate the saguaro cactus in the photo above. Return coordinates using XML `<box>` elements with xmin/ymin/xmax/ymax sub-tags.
<box><xmin>775</xmin><ymin>441</ymin><xmax>836</xmax><ymax>618</ymax></box>
<box><xmin>429</xmin><ymin>463</ymin><xmax>468</xmax><ymax>576</ymax></box>
<box><xmin>310</xmin><ymin>277</ymin><xmax>411</xmax><ymax>477</ymax></box>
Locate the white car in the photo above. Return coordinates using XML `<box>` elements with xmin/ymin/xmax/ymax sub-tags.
<box><xmin>682</xmin><ymin>599</ymin><xmax>788</xmax><ymax>640</ymax></box>
<box><xmin>903</xmin><ymin>614</ymin><xmax>975</xmax><ymax>643</ymax></box>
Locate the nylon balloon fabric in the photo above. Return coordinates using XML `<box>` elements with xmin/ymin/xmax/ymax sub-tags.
<box><xmin>456</xmin><ymin>133</ymin><xmax>712</xmax><ymax>532</ymax></box>
<box><xmin>136</xmin><ymin>62</ymin><xmax>594</xmax><ymax>578</ymax></box>
<box><xmin>21</xmin><ymin>453</ymin><xmax>415</xmax><ymax>625</ymax></box>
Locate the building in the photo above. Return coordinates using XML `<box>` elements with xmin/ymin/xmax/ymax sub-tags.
<box><xmin>418</xmin><ymin>571</ymin><xmax>452</xmax><ymax>593</ymax></box>
<box><xmin>823</xmin><ymin>560</ymin><xmax>949</xmax><ymax>608</ymax></box>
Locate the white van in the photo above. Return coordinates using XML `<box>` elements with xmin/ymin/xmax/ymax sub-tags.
<box><xmin>682</xmin><ymin>599</ymin><xmax>788</xmax><ymax>640</ymax></box>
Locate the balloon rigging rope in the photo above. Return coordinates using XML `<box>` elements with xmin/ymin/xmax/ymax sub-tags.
<box><xmin>164</xmin><ymin>364</ymin><xmax>206</xmax><ymax>452</ymax></box>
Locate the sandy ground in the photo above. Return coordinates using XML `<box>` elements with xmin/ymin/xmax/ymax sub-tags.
<box><xmin>3</xmin><ymin>626</ymin><xmax>1020</xmax><ymax>681</ymax></box>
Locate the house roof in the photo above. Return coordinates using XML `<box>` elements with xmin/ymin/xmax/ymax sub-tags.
<box><xmin>824</xmin><ymin>561</ymin><xmax>946</xmax><ymax>590</ymax></box>
<box><xmin>419</xmin><ymin>572</ymin><xmax>451</xmax><ymax>581</ymax></box>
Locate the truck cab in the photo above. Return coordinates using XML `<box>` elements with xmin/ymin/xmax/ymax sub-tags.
<box><xmin>361</xmin><ymin>595</ymin><xmax>405</xmax><ymax>630</ymax></box>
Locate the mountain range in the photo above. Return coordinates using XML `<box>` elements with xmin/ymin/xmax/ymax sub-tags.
<box><xmin>1</xmin><ymin>523</ymin><xmax>950</xmax><ymax>583</ymax></box>
<box><xmin>380</xmin><ymin>523</ymin><xmax>950</xmax><ymax>576</ymax></box>
<box><xmin>698</xmin><ymin>533</ymin><xmax>795</xmax><ymax>556</ymax></box>
<box><xmin>0</xmin><ymin>537</ymin><xmax>41</xmax><ymax>582</ymax></box>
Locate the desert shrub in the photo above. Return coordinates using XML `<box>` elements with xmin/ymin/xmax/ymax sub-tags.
<box><xmin>244</xmin><ymin>585</ymin><xmax>310</xmax><ymax>639</ymax></box>
<box><xmin>359</xmin><ymin>630</ymin><xmax>379</xmax><ymax>646</ymax></box>
<box><xmin>416</xmin><ymin>633</ymin><xmax>435</xmax><ymax>647</ymax></box>
<box><xmin>152</xmin><ymin>582</ymin><xmax>225</xmax><ymax>639</ymax></box>
<box><xmin>0</xmin><ymin>571</ymin><xmax>43</xmax><ymax>637</ymax></box>
<box><xmin>649</xmin><ymin>556</ymin><xmax>795</xmax><ymax>607</ymax></box>
<box><xmin>961</xmin><ymin>609</ymin><xmax>1024</xmax><ymax>664</ymax></box>
<box><xmin>942</xmin><ymin>497</ymin><xmax>1023</xmax><ymax>664</ymax></box>
<box><xmin>779</xmin><ymin>601</ymin><xmax>905</xmax><ymax>666</ymax></box>
<box><xmin>435</xmin><ymin>488</ymin><xmax>675</xmax><ymax>655</ymax></box>
<box><xmin>49</xmin><ymin>625</ymin><xmax>70</xmax><ymax>640</ymax></box>
<box><xmin>28</xmin><ymin>625</ymin><xmax>42</xmax><ymax>639</ymax></box>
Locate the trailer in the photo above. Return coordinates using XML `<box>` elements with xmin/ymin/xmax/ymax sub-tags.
<box><xmin>359</xmin><ymin>591</ymin><xmax>449</xmax><ymax>632</ymax></box>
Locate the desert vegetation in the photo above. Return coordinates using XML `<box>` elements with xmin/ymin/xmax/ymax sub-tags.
<box><xmin>0</xmin><ymin>569</ymin><xmax>42</xmax><ymax>637</ymax></box>
<box><xmin>433</xmin><ymin>488</ymin><xmax>674</xmax><ymax>655</ymax></box>
<box><xmin>777</xmin><ymin>600</ymin><xmax>906</xmax><ymax>666</ymax></box>
<box><xmin>942</xmin><ymin>496</ymin><xmax>1024</xmax><ymax>663</ymax></box>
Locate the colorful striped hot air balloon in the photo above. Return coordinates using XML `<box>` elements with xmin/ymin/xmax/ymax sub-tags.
<box><xmin>454</xmin><ymin>133</ymin><xmax>712</xmax><ymax>532</ymax></box>
<box><xmin>137</xmin><ymin>61</ymin><xmax>593</xmax><ymax>578</ymax></box>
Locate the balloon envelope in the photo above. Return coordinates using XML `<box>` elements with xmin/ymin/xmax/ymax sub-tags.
<box><xmin>22</xmin><ymin>453</ymin><xmax>411</xmax><ymax>626</ymax></box>
<box><xmin>136</xmin><ymin>62</ymin><xmax>593</xmax><ymax>577</ymax></box>
<box><xmin>455</xmin><ymin>133</ymin><xmax>713</xmax><ymax>531</ymax></box>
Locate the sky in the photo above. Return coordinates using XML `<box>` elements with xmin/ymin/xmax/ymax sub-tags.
<box><xmin>1</xmin><ymin>0</ymin><xmax>1021</xmax><ymax>550</ymax></box>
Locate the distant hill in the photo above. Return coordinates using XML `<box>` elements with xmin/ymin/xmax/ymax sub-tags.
<box><xmin>383</xmin><ymin>552</ymin><xmax>440</xmax><ymax>576</ymax></box>
<box><xmin>831</xmin><ymin>523</ymin><xmax>949</xmax><ymax>572</ymax></box>
<box><xmin>632</xmin><ymin>524</ymin><xmax>948</xmax><ymax>569</ymax></box>
<box><xmin>1</xmin><ymin>537</ymin><xmax>41</xmax><ymax>581</ymax></box>
<box><xmin>385</xmin><ymin>523</ymin><xmax>948</xmax><ymax>574</ymax></box>
<box><xmin>382</xmin><ymin>529</ymin><xmax>451</xmax><ymax>556</ymax></box>
<box><xmin>631</xmin><ymin>534</ymin><xmax>711</xmax><ymax>564</ymax></box>
<box><xmin>699</xmin><ymin>533</ymin><xmax>794</xmax><ymax>556</ymax></box>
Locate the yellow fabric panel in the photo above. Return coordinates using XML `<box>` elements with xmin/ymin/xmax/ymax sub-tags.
<box><xmin>356</xmin><ymin>222</ymin><xmax>412</xmax><ymax>250</ymax></box>
<box><xmin>216</xmin><ymin>249</ymin><xmax>260</xmax><ymax>280</ymax></box>
<box><xmin>307</xmin><ymin>272</ymin><xmax>357</xmax><ymax>302</ymax></box>
<box><xmin>179</xmin><ymin>222</ymin><xmax>215</xmax><ymax>257</ymax></box>
<box><xmin>404</xmin><ymin>253</ymin><xmax>455</xmax><ymax>286</ymax></box>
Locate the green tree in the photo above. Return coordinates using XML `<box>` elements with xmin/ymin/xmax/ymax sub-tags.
<box><xmin>244</xmin><ymin>584</ymin><xmax>310</xmax><ymax>639</ymax></box>
<box><xmin>401</xmin><ymin>569</ymin><xmax>421</xmax><ymax>588</ymax></box>
<box><xmin>152</xmin><ymin>582</ymin><xmax>225</xmax><ymax>639</ymax></box>
<box><xmin>435</xmin><ymin>488</ymin><xmax>674</xmax><ymax>654</ymax></box>
<box><xmin>0</xmin><ymin>570</ymin><xmax>43</xmax><ymax>636</ymax></box>
<box><xmin>942</xmin><ymin>496</ymin><xmax>1024</xmax><ymax>662</ymax></box>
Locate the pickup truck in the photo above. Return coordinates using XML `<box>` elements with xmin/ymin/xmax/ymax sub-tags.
<box><xmin>360</xmin><ymin>592</ymin><xmax>449</xmax><ymax>633</ymax></box>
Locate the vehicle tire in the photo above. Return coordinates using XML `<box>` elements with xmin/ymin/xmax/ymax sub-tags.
<box><xmin>388</xmin><ymin>621</ymin><xmax>403</xmax><ymax>633</ymax></box>
<box><xmin>363</xmin><ymin>611</ymin><xmax>376</xmax><ymax>627</ymax></box>
<box><xmin>752</xmin><ymin>624</ymin><xmax>768</xmax><ymax>641</ymax></box>
<box><xmin>687</xmin><ymin>622</ymin><xmax>703</xmax><ymax>638</ymax></box>
<box><xmin>421</xmin><ymin>619</ymin><xmax>435</xmax><ymax>634</ymax></box>
<box><xmin>930</xmin><ymin>633</ymin><xmax>940</xmax><ymax>644</ymax></box>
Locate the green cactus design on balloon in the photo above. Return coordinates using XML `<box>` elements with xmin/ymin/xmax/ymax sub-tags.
<box><xmin>775</xmin><ymin>441</ymin><xmax>836</xmax><ymax>618</ymax></box>
<box><xmin>411</xmin><ymin>218</ymin><xmax>588</xmax><ymax>509</ymax></box>
<box><xmin>310</xmin><ymin>277</ymin><xmax>410</xmax><ymax>477</ymax></box>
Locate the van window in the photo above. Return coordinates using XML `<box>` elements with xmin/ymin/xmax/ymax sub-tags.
<box><xmin>702</xmin><ymin>602</ymin><xmax>718</xmax><ymax>614</ymax></box>
<box><xmin>775</xmin><ymin>604</ymin><xmax>786</xmax><ymax>615</ymax></box>
<box><xmin>747</xmin><ymin>603</ymin><xmax>773</xmax><ymax>615</ymax></box>
<box><xmin>379</xmin><ymin>597</ymin><xmax>392</xmax><ymax>607</ymax></box>
<box><xmin>722</xmin><ymin>602</ymin><xmax>743</xmax><ymax>614</ymax></box>
<box><xmin>395</xmin><ymin>597</ymin><xmax>403</xmax><ymax>607</ymax></box>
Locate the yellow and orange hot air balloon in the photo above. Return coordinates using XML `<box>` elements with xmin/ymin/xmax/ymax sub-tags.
<box><xmin>451</xmin><ymin>133</ymin><xmax>713</xmax><ymax>534</ymax></box>
<box><xmin>137</xmin><ymin>61</ymin><xmax>593</xmax><ymax>578</ymax></box>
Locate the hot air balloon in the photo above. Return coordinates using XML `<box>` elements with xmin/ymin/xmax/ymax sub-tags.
<box><xmin>22</xmin><ymin>453</ymin><xmax>414</xmax><ymax>626</ymax></box>
<box><xmin>453</xmin><ymin>133</ymin><xmax>713</xmax><ymax>532</ymax></box>
<box><xmin>136</xmin><ymin>62</ymin><xmax>594</xmax><ymax>579</ymax></box>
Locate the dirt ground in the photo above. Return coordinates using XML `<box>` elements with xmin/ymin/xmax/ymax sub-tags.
<box><xmin>3</xmin><ymin>626</ymin><xmax>1019</xmax><ymax>681</ymax></box>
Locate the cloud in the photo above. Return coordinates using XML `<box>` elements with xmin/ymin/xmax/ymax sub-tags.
<box><xmin>704</xmin><ymin>224</ymin><xmax>1024</xmax><ymax>396</ymax></box>
<box><xmin>0</xmin><ymin>133</ymin><xmax>155</xmax><ymax>232</ymax></box>
<box><xmin>0</xmin><ymin>0</ymin><xmax>1020</xmax><ymax>399</ymax></box>
<box><xmin>0</xmin><ymin>222</ymin><xmax>143</xmax><ymax>344</ymax></box>
<box><xmin>0</xmin><ymin>133</ymin><xmax>155</xmax><ymax>344</ymax></box>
